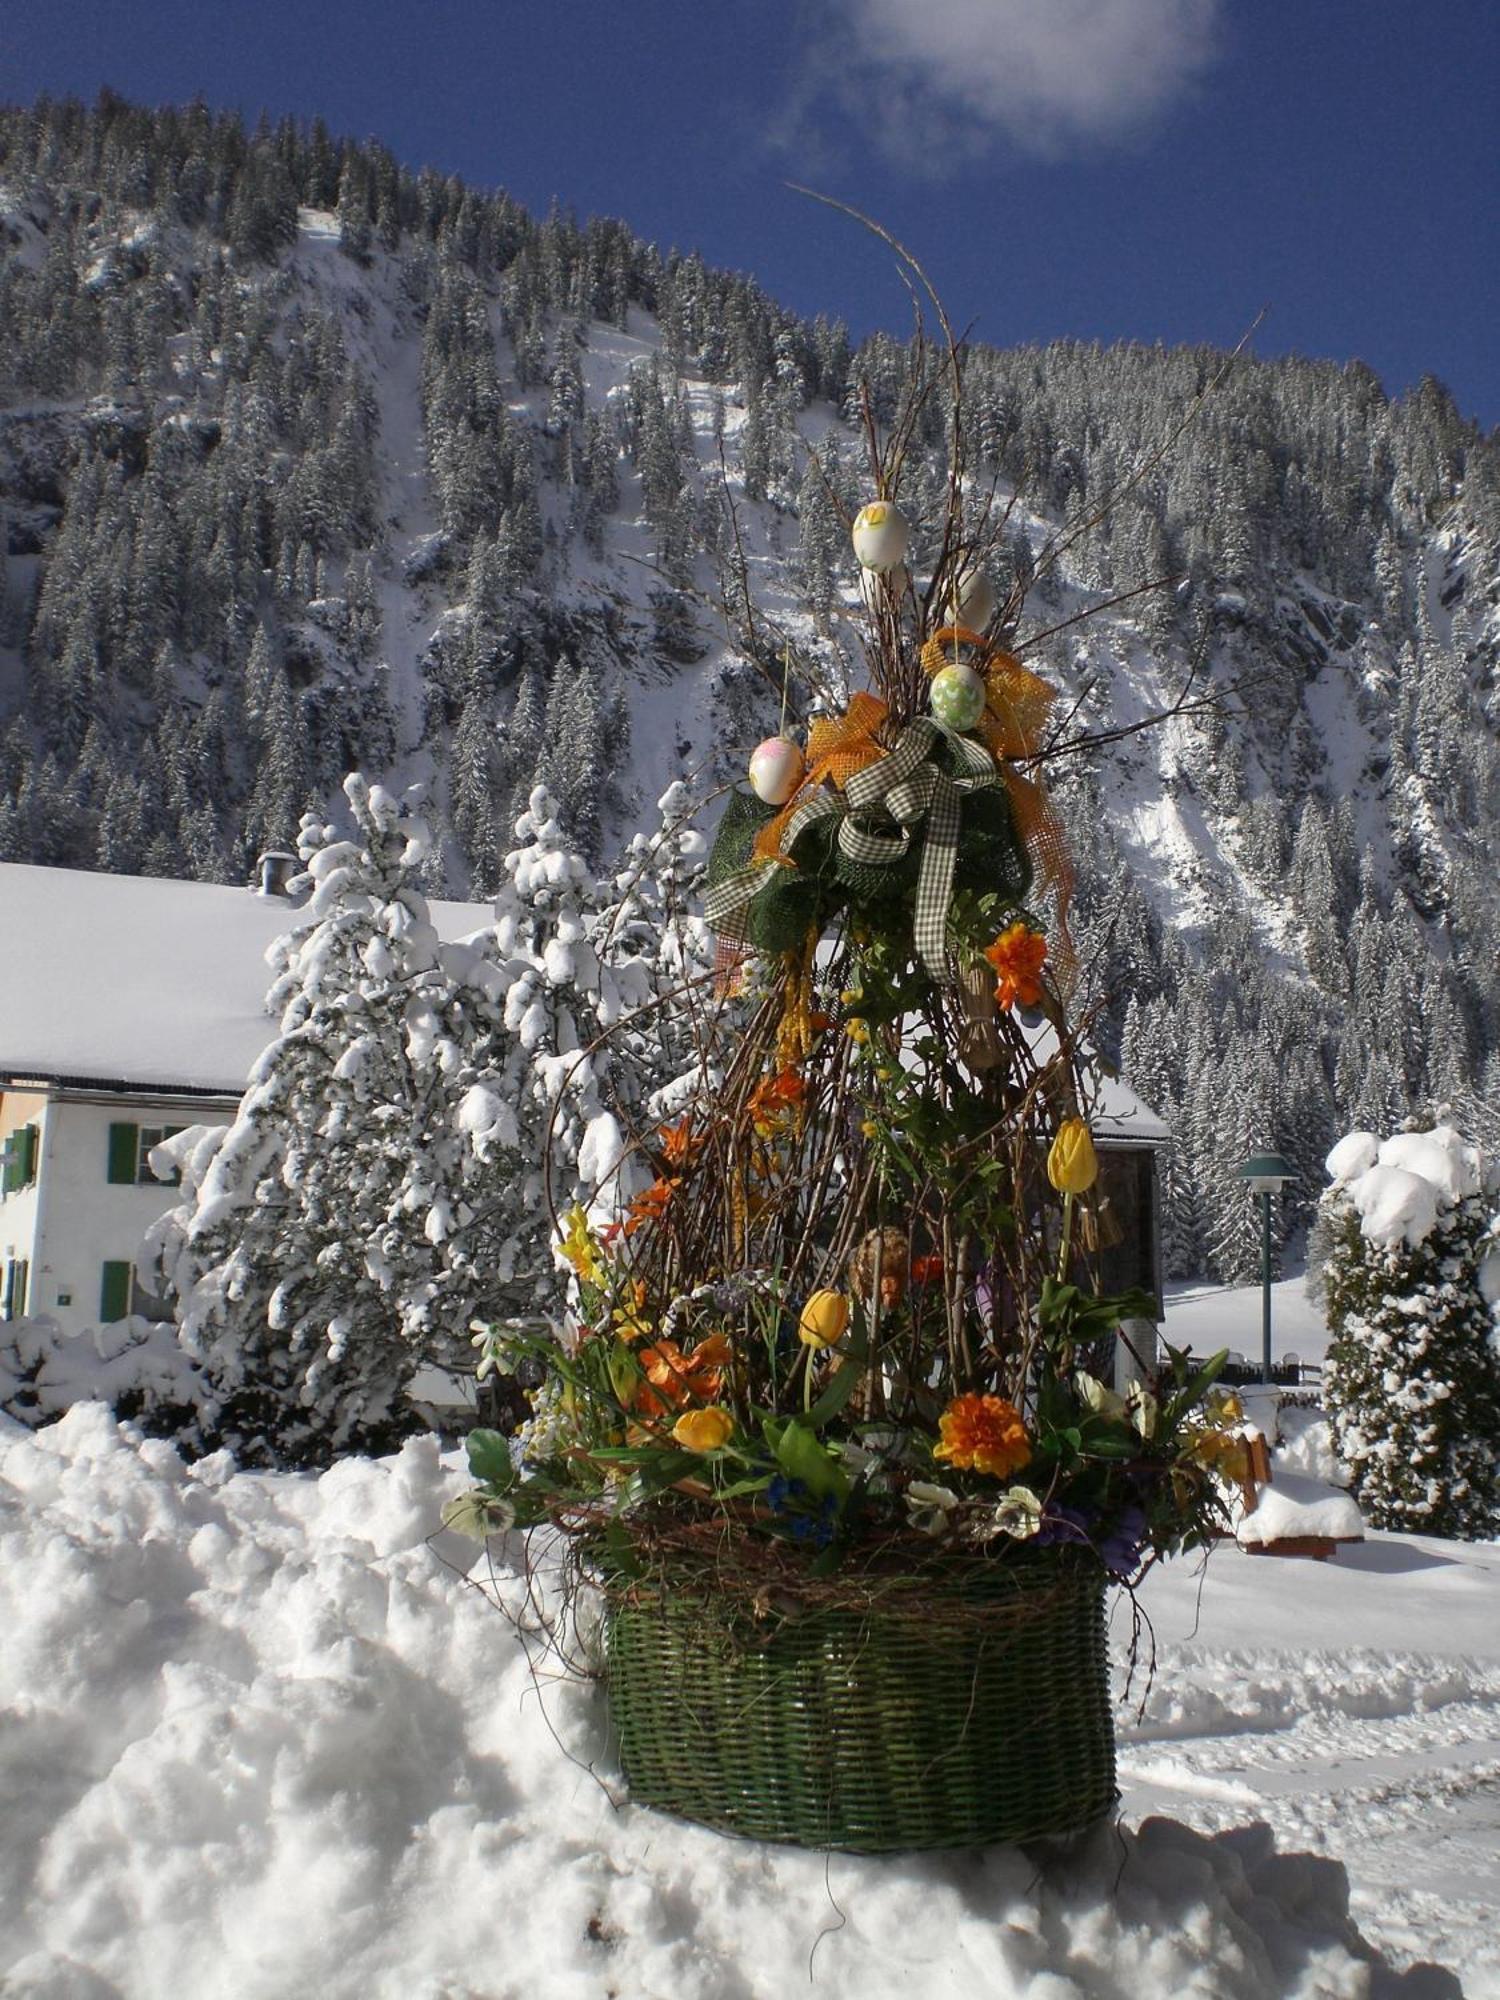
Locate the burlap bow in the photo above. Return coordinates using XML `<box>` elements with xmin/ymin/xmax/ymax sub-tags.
<box><xmin>921</xmin><ymin>629</ymin><xmax>1074</xmax><ymax>948</ymax></box>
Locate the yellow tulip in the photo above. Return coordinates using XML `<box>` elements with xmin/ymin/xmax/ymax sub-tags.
<box><xmin>798</xmin><ymin>1289</ymin><xmax>850</xmax><ymax>1349</ymax></box>
<box><xmin>671</xmin><ymin>1407</ymin><xmax>734</xmax><ymax>1453</ymax></box>
<box><xmin>1047</xmin><ymin>1118</ymin><xmax>1098</xmax><ymax>1194</ymax></box>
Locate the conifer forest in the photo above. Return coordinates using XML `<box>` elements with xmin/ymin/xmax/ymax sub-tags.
<box><xmin>2</xmin><ymin>95</ymin><xmax>1497</xmax><ymax>1286</ymax></box>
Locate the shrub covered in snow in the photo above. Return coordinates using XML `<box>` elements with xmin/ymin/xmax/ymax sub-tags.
<box><xmin>0</xmin><ymin>1312</ymin><xmax>203</xmax><ymax>1430</ymax></box>
<box><xmin>140</xmin><ymin>774</ymin><xmax>708</xmax><ymax>1470</ymax></box>
<box><xmin>1319</xmin><ymin>1122</ymin><xmax>1500</xmax><ymax>1538</ymax></box>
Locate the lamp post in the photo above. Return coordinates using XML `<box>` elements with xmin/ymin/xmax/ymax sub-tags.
<box><xmin>1234</xmin><ymin>1152</ymin><xmax>1297</xmax><ymax>1383</ymax></box>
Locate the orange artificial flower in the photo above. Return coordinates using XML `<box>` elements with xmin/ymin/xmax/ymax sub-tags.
<box><xmin>656</xmin><ymin>1118</ymin><xmax>699</xmax><ymax>1169</ymax></box>
<box><xmin>624</xmin><ymin>1177</ymin><xmax>680</xmax><ymax>1236</ymax></box>
<box><xmin>634</xmin><ymin>1333</ymin><xmax>731</xmax><ymax>1416</ymax></box>
<box><xmin>910</xmin><ymin>1253</ymin><xmax>945</xmax><ymax>1286</ymax></box>
<box><xmin>748</xmin><ymin>1066</ymin><xmax>805</xmax><ymax>1137</ymax></box>
<box><xmin>933</xmin><ymin>1393</ymin><xmax>1032</xmax><ymax>1479</ymax></box>
<box><xmin>983</xmin><ymin>922</ymin><xmax>1048</xmax><ymax>1012</ymax></box>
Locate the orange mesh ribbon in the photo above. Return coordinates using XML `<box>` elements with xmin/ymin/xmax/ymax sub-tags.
<box><xmin>751</xmin><ymin>690</ymin><xmax>890</xmax><ymax>865</ymax></box>
<box><xmin>921</xmin><ymin>630</ymin><xmax>1075</xmax><ymax>969</ymax></box>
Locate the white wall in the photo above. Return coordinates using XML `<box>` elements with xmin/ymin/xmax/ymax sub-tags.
<box><xmin>17</xmin><ymin>1092</ymin><xmax>233</xmax><ymax>1335</ymax></box>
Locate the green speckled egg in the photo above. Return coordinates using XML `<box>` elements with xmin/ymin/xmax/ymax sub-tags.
<box><xmin>929</xmin><ymin>662</ymin><xmax>987</xmax><ymax>732</ymax></box>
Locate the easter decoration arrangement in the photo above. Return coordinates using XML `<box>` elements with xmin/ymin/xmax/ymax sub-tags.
<box><xmin>453</xmin><ymin>237</ymin><xmax>1238</xmax><ymax>1853</ymax></box>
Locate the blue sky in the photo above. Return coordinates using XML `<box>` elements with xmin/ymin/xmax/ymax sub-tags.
<box><xmin>6</xmin><ymin>0</ymin><xmax>1498</xmax><ymax>428</ymax></box>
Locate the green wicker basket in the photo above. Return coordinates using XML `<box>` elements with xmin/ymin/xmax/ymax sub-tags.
<box><xmin>605</xmin><ymin>1553</ymin><xmax>1116</xmax><ymax>1851</ymax></box>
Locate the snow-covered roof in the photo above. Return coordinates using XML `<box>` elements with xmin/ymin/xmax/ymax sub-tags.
<box><xmin>1090</xmin><ymin>1072</ymin><xmax>1169</xmax><ymax>1147</ymax></box>
<box><xmin>0</xmin><ymin>862</ymin><xmax>494</xmax><ymax>1097</ymax></box>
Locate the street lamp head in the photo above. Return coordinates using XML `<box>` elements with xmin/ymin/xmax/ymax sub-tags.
<box><xmin>1235</xmin><ymin>1150</ymin><xmax>1297</xmax><ymax>1194</ymax></box>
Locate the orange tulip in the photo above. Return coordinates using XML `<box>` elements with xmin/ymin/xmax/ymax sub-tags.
<box><xmin>671</xmin><ymin>1407</ymin><xmax>735</xmax><ymax>1453</ymax></box>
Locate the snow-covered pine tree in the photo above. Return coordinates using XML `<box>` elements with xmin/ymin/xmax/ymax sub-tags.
<box><xmin>1320</xmin><ymin>1125</ymin><xmax>1500</xmax><ymax>1538</ymax></box>
<box><xmin>142</xmin><ymin>774</ymin><xmax>542</xmax><ymax>1466</ymax></box>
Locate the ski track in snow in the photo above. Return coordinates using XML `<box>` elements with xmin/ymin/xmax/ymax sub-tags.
<box><xmin>1122</xmin><ymin>1562</ymin><xmax>1500</xmax><ymax>1994</ymax></box>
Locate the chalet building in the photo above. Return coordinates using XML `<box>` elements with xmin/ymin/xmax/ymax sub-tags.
<box><xmin>0</xmin><ymin>860</ymin><xmax>490</xmax><ymax>1337</ymax></box>
<box><xmin>2</xmin><ymin>861</ymin><xmax>1168</xmax><ymax>1369</ymax></box>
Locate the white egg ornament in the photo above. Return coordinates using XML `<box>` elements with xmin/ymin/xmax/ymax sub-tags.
<box><xmin>929</xmin><ymin>663</ymin><xmax>987</xmax><ymax>733</ymax></box>
<box><xmin>748</xmin><ymin>736</ymin><xmax>806</xmax><ymax>806</ymax></box>
<box><xmin>948</xmin><ymin>565</ymin><xmax>997</xmax><ymax>633</ymax></box>
<box><xmin>851</xmin><ymin>500</ymin><xmax>910</xmax><ymax>574</ymax></box>
<box><xmin>859</xmin><ymin>560</ymin><xmax>909</xmax><ymax>614</ymax></box>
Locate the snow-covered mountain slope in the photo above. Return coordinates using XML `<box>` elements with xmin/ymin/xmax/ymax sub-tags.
<box><xmin>1</xmin><ymin>97</ymin><xmax>1497</xmax><ymax>1276</ymax></box>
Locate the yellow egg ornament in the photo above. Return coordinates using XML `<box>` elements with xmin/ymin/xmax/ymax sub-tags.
<box><xmin>851</xmin><ymin>500</ymin><xmax>910</xmax><ymax>573</ymax></box>
<box><xmin>748</xmin><ymin>736</ymin><xmax>806</xmax><ymax>806</ymax></box>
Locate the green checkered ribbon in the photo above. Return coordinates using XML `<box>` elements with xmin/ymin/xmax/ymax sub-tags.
<box><xmin>842</xmin><ymin>718</ymin><xmax>1001</xmax><ymax>979</ymax></box>
<box><xmin>703</xmin><ymin>789</ymin><xmax>841</xmax><ymax>941</ymax></box>
<box><xmin>705</xmin><ymin>719</ymin><xmax>1001</xmax><ymax>980</ymax></box>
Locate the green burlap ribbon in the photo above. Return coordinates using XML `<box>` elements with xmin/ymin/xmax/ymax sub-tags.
<box><xmin>705</xmin><ymin>719</ymin><xmax>1007</xmax><ymax>980</ymax></box>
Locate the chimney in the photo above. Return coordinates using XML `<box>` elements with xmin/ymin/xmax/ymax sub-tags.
<box><xmin>254</xmin><ymin>850</ymin><xmax>300</xmax><ymax>898</ymax></box>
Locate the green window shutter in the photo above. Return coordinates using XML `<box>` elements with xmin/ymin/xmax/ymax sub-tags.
<box><xmin>21</xmin><ymin>1124</ymin><xmax>38</xmax><ymax>1187</ymax></box>
<box><xmin>14</xmin><ymin>1260</ymin><xmax>27</xmax><ymax>1316</ymax></box>
<box><xmin>107</xmin><ymin>1122</ymin><xmax>139</xmax><ymax>1185</ymax></box>
<box><xmin>100</xmin><ymin>1261</ymin><xmax>132</xmax><ymax>1322</ymax></box>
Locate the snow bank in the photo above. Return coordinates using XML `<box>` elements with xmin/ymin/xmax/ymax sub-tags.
<box><xmin>1238</xmin><ymin>1470</ymin><xmax>1365</xmax><ymax>1548</ymax></box>
<box><xmin>0</xmin><ymin>1407</ymin><xmax>1424</xmax><ymax>2000</ymax></box>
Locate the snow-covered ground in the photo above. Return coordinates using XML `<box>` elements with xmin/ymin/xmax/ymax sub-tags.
<box><xmin>2</xmin><ymin>1267</ymin><xmax>1495</xmax><ymax>1998</ymax></box>
<box><xmin>1164</xmin><ymin>1269</ymin><xmax>1332</xmax><ymax>1372</ymax></box>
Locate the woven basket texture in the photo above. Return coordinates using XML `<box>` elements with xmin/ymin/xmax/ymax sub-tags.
<box><xmin>606</xmin><ymin>1556</ymin><xmax>1116</xmax><ymax>1851</ymax></box>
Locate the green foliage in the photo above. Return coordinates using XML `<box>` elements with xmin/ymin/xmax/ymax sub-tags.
<box><xmin>1322</xmin><ymin>1187</ymin><xmax>1500</xmax><ymax>1539</ymax></box>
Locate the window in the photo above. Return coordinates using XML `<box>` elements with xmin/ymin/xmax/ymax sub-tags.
<box><xmin>107</xmin><ymin>1122</ymin><xmax>184</xmax><ymax>1188</ymax></box>
<box><xmin>1</xmin><ymin>1124</ymin><xmax>39</xmax><ymax>1196</ymax></box>
<box><xmin>98</xmin><ymin>1262</ymin><xmax>172</xmax><ymax>1324</ymax></box>
<box><xmin>128</xmin><ymin>1272</ymin><xmax>174</xmax><ymax>1325</ymax></box>
<box><xmin>139</xmin><ymin>1127</ymin><xmax>184</xmax><ymax>1187</ymax></box>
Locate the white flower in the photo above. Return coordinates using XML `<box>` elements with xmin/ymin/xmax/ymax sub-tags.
<box><xmin>1128</xmin><ymin>1382</ymin><xmax>1159</xmax><ymax>1439</ymax></box>
<box><xmin>1074</xmin><ymin>1370</ymin><xmax>1128</xmax><ymax>1420</ymax></box>
<box><xmin>440</xmin><ymin>1491</ymin><xmax>517</xmax><ymax>1540</ymax></box>
<box><xmin>990</xmin><ymin>1485</ymin><xmax>1044</xmax><ymax>1540</ymax></box>
<box><xmin>905</xmin><ymin>1480</ymin><xmax>961</xmax><ymax>1537</ymax></box>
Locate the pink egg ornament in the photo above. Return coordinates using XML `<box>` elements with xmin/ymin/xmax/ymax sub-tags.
<box><xmin>748</xmin><ymin>736</ymin><xmax>806</xmax><ymax>806</ymax></box>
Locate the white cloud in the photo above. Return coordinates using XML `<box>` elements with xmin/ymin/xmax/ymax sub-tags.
<box><xmin>811</xmin><ymin>0</ymin><xmax>1223</xmax><ymax>159</ymax></box>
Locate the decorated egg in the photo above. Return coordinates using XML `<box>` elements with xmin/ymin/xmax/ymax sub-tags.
<box><xmin>929</xmin><ymin>662</ymin><xmax>987</xmax><ymax>732</ymax></box>
<box><xmin>858</xmin><ymin>560</ymin><xmax>909</xmax><ymax>613</ymax></box>
<box><xmin>748</xmin><ymin>736</ymin><xmax>806</xmax><ymax>806</ymax></box>
<box><xmin>949</xmin><ymin>565</ymin><xmax>997</xmax><ymax>632</ymax></box>
<box><xmin>851</xmin><ymin>500</ymin><xmax>910</xmax><ymax>573</ymax></box>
